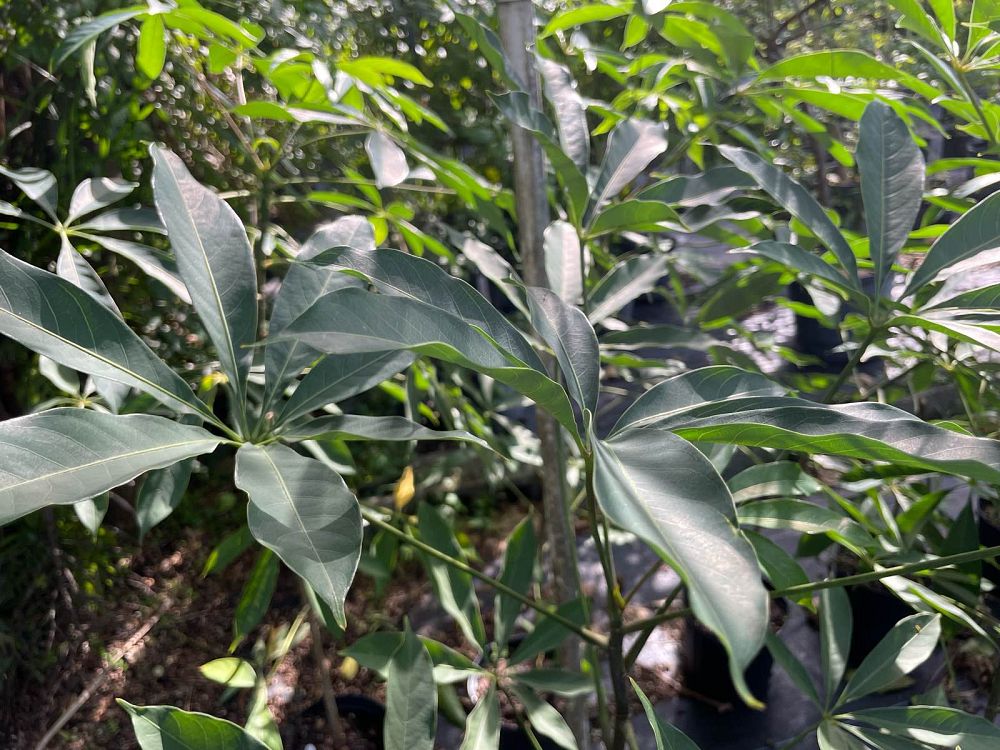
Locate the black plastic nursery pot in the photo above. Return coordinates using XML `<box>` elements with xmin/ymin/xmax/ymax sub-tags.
<box><xmin>977</xmin><ymin>497</ymin><xmax>1000</xmax><ymax>589</ymax></box>
<box><xmin>305</xmin><ymin>694</ymin><xmax>386</xmax><ymax>750</ymax></box>
<box><xmin>681</xmin><ymin>597</ymin><xmax>787</xmax><ymax>706</ymax></box>
<box><xmin>842</xmin><ymin>581</ymin><xmax>914</xmax><ymax>667</ymax></box>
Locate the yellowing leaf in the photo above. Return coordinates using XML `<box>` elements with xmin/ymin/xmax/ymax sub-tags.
<box><xmin>394</xmin><ymin>466</ymin><xmax>415</xmax><ymax>510</ymax></box>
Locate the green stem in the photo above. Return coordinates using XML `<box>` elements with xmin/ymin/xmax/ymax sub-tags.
<box><xmin>821</xmin><ymin>328</ymin><xmax>877</xmax><ymax>403</ymax></box>
<box><xmin>622</xmin><ymin>544</ymin><xmax>1000</xmax><ymax>634</ymax></box>
<box><xmin>360</xmin><ymin>507</ymin><xmax>608</xmax><ymax>648</ymax></box>
<box><xmin>956</xmin><ymin>64</ymin><xmax>999</xmax><ymax>150</ymax></box>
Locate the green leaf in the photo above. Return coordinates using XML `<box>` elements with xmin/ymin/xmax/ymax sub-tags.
<box><xmin>233</xmin><ymin>550</ymin><xmax>279</xmax><ymax>645</ymax></box>
<box><xmin>0</xmin><ymin>165</ymin><xmax>58</xmax><ymax>220</ymax></box>
<box><xmin>491</xmin><ymin>91</ymin><xmax>589</xmax><ymax>223</ymax></box>
<box><xmin>277</xmin><ymin>352</ymin><xmax>414</xmax><ymax>425</ymax></box>
<box><xmin>738</xmin><ymin>499</ymin><xmax>874</xmax><ymax>553</ymax></box>
<box><xmin>202</xmin><ymin>526</ymin><xmax>253</xmax><ymax>577</ymax></box>
<box><xmin>53</xmin><ymin>8</ymin><xmax>147</xmax><ymax>67</ymax></box>
<box><xmin>635</xmin><ymin>166</ymin><xmax>755</xmax><ymax>206</ymax></box>
<box><xmin>542</xmin><ymin>3</ymin><xmax>632</xmax><ymax>36</ymax></box>
<box><xmin>74</xmin><ymin>494</ymin><xmax>109</xmax><ymax>536</ymax></box>
<box><xmin>757</xmin><ymin>50</ymin><xmax>939</xmax><ymax>100</ymax></box>
<box><xmin>0</xmin><ymin>249</ymin><xmax>212</xmax><ymax>418</ymax></box>
<box><xmin>66</xmin><ymin>177</ymin><xmax>137</xmax><ymax>223</ymax></box>
<box><xmin>137</xmin><ymin>15</ymin><xmax>167</xmax><ymax>79</ymax></box>
<box><xmin>515</xmin><ymin>669</ymin><xmax>593</xmax><ymax>697</ymax></box>
<box><xmin>277</xmin><ymin>288</ymin><xmax>579</xmax><ymax>438</ymax></box>
<box><xmin>84</xmin><ymin>236</ymin><xmax>191</xmax><ymax>303</ymax></box>
<box><xmin>245</xmin><ymin>681</ymin><xmax>280</xmax><ymax>750</ymax></box>
<box><xmin>611</xmin><ymin>366</ymin><xmax>784</xmax><ymax>435</ymax></box>
<box><xmin>765</xmin><ymin>633</ymin><xmax>820</xmax><ymax>707</ymax></box>
<box><xmin>340</xmin><ymin>56</ymin><xmax>432</xmax><ymax>87</ymax></box>
<box><xmin>509</xmin><ymin>599</ymin><xmax>587</xmax><ymax>665</ymax></box>
<box><xmin>459</xmin><ymin>681</ymin><xmax>500</xmax><ymax>750</ymax></box>
<box><xmin>845</xmin><ymin>706</ymin><xmax>1000</xmax><ymax>749</ymax></box>
<box><xmin>587</xmin><ymin>200</ymin><xmax>681</xmax><ymax>237</ymax></box>
<box><xmin>818</xmin><ymin>721</ymin><xmax>867</xmax><ymax>750</ymax></box>
<box><xmin>969</xmin><ymin>0</ymin><xmax>1000</xmax><ymax>52</ymax></box>
<box><xmin>385</xmin><ymin>625</ymin><xmax>437</xmax><ymax>750</ymax></box>
<box><xmin>728</xmin><ymin>461</ymin><xmax>822</xmax><ymax>503</ymax></box>
<box><xmin>341</xmin><ymin>631</ymin><xmax>481</xmax><ymax>684</ymax></box>
<box><xmin>150</xmin><ymin>145</ymin><xmax>257</xmax><ymax>425</ymax></box>
<box><xmin>418</xmin><ymin>504</ymin><xmax>486</xmax><ymax>648</ymax></box>
<box><xmin>746</xmin><ymin>241</ymin><xmax>855</xmax><ymax>292</ymax></box>
<box><xmin>510</xmin><ymin>684</ymin><xmax>578</xmax><ymax>750</ymax></box>
<box><xmin>746</xmin><ymin>531</ymin><xmax>810</xmax><ymax>596</ymax></box>
<box><xmin>525</xmin><ymin>286</ymin><xmax>600</xmax><ymax>422</ymax></box>
<box><xmin>543</xmin><ymin>220</ymin><xmax>584</xmax><ymax>305</ymax></box>
<box><xmin>494</xmin><ymin>517</ymin><xmax>537</xmax><ymax>649</ymax></box>
<box><xmin>718</xmin><ymin>145</ymin><xmax>858</xmax><ymax>283</ymax></box>
<box><xmin>588</xmin><ymin>119</ymin><xmax>668</xmax><ymax>219</ymax></box>
<box><xmin>904</xmin><ymin>190</ymin><xmax>1000</xmax><ymax>294</ymax></box>
<box><xmin>76</xmin><ymin>207</ymin><xmax>165</xmax><ymax>233</ymax></box>
<box><xmin>199</xmin><ymin>658</ymin><xmax>257</xmax><ymax>688</ymax></box>
<box><xmin>843</xmin><ymin>725</ymin><xmax>936</xmax><ymax>749</ymax></box>
<box><xmin>592</xmin><ymin>429</ymin><xmax>768</xmax><ymax>707</ymax></box>
<box><xmin>0</xmin><ymin>410</ymin><xmax>219</xmax><ymax>525</ymax></box>
<box><xmin>632</xmin><ymin>678</ymin><xmax>702</xmax><ymax>750</ymax></box>
<box><xmin>306</xmin><ymin>246</ymin><xmax>543</xmax><ymax>371</ymax></box>
<box><xmin>858</xmin><ymin>101</ymin><xmax>925</xmax><ymax>294</ymax></box>
<box><xmin>819</xmin><ymin>587</ymin><xmax>852</xmax><ymax>706</ymax></box>
<box><xmin>890</xmin><ymin>0</ymin><xmax>948</xmax><ymax>47</ymax></box>
<box><xmin>366</xmin><ymin>131</ymin><xmax>409</xmax><ymax>188</ymax></box>
<box><xmin>283</xmin><ymin>414</ymin><xmax>488</xmax><ymax>448</ymax></box>
<box><xmin>837</xmin><ymin>614</ymin><xmax>940</xmax><ymax>705</ymax></box>
<box><xmin>234</xmin><ymin>444</ymin><xmax>362</xmax><ymax>628</ymax></box>
<box><xmin>537</xmin><ymin>57</ymin><xmax>589</xmax><ymax>172</ymax></box>
<box><xmin>587</xmin><ymin>254</ymin><xmax>670</xmax><ymax>324</ymax></box>
<box><xmin>136</xmin><ymin>459</ymin><xmax>194</xmax><ymax>539</ymax></box>
<box><xmin>118</xmin><ymin>700</ymin><xmax>270</xmax><ymax>750</ymax></box>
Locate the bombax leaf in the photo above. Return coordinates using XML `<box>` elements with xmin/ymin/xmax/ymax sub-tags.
<box><xmin>150</xmin><ymin>145</ymin><xmax>257</xmax><ymax>423</ymax></box>
<box><xmin>341</xmin><ymin>631</ymin><xmax>481</xmax><ymax>683</ymax></box>
<box><xmin>612</xmin><ymin>366</ymin><xmax>785</xmax><ymax>434</ymax></box>
<box><xmin>632</xmin><ymin>678</ymin><xmax>702</xmax><ymax>750</ymax></box>
<box><xmin>746</xmin><ymin>241</ymin><xmax>857</xmax><ymax>294</ymax></box>
<box><xmin>587</xmin><ymin>254</ymin><xmax>670</xmax><ymax>325</ymax></box>
<box><xmin>592</xmin><ymin>429</ymin><xmax>768</xmax><ymax>707</ymax></box>
<box><xmin>819</xmin><ymin>588</ymin><xmax>852</xmax><ymax>705</ymax></box>
<box><xmin>494</xmin><ymin>517</ymin><xmax>537</xmax><ymax>650</ymax></box>
<box><xmin>544</xmin><ymin>220</ymin><xmax>584</xmax><ymax>305</ymax></box>
<box><xmin>718</xmin><ymin>145</ymin><xmax>859</xmax><ymax>284</ymax></box>
<box><xmin>366</xmin><ymin>130</ymin><xmax>409</xmax><ymax>188</ymax></box>
<box><xmin>84</xmin><ymin>236</ymin><xmax>191</xmax><ymax>303</ymax></box>
<box><xmin>0</xmin><ymin>409</ymin><xmax>219</xmax><ymax>525</ymax></box>
<box><xmin>54</xmin><ymin>8</ymin><xmax>147</xmax><ymax>67</ymax></box>
<box><xmin>306</xmin><ymin>246</ymin><xmax>543</xmax><ymax>371</ymax></box>
<box><xmin>282</xmin><ymin>413</ymin><xmax>489</xmax><ymax>449</ymax></box>
<box><xmin>537</xmin><ymin>57</ymin><xmax>590</xmax><ymax>172</ymax></box>
<box><xmin>66</xmin><ymin>177</ymin><xmax>137</xmax><ymax>223</ymax></box>
<box><xmin>199</xmin><ymin>657</ymin><xmax>257</xmax><ymax>688</ymax></box>
<box><xmin>588</xmin><ymin>119</ymin><xmax>668</xmax><ymax>219</ymax></box>
<box><xmin>385</xmin><ymin>626</ymin><xmax>437</xmax><ymax>750</ymax></box>
<box><xmin>510</xmin><ymin>684</ymin><xmax>578</xmax><ymax>750</ymax></box>
<box><xmin>119</xmin><ymin>701</ymin><xmax>270</xmax><ymax>750</ymax></box>
<box><xmin>904</xmin><ymin>190</ymin><xmax>1000</xmax><ymax>295</ymax></box>
<box><xmin>844</xmin><ymin>706</ymin><xmax>1000</xmax><ymax>749</ymax></box>
<box><xmin>136</xmin><ymin>459</ymin><xmax>194</xmax><ymax>539</ymax></box>
<box><xmin>838</xmin><ymin>614</ymin><xmax>940</xmax><ymax>705</ymax></box>
<box><xmin>858</xmin><ymin>101</ymin><xmax>924</xmax><ymax>294</ymax></box>
<box><xmin>0</xmin><ymin>249</ymin><xmax>212</xmax><ymax>419</ymax></box>
<box><xmin>234</xmin><ymin>443</ymin><xmax>362</xmax><ymax>628</ymax></box>
<box><xmin>526</xmin><ymin>286</ymin><xmax>600</xmax><ymax>424</ymax></box>
<box><xmin>277</xmin><ymin>288</ymin><xmax>579</xmax><ymax>438</ymax></box>
<box><xmin>757</xmin><ymin>50</ymin><xmax>939</xmax><ymax>100</ymax></box>
<box><xmin>653</xmin><ymin>397</ymin><xmax>1000</xmax><ymax>484</ymax></box>
<box><xmin>0</xmin><ymin>165</ymin><xmax>58</xmax><ymax>220</ymax></box>
<box><xmin>459</xmin><ymin>681</ymin><xmax>500</xmax><ymax>750</ymax></box>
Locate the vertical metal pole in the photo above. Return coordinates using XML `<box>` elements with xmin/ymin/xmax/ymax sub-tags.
<box><xmin>497</xmin><ymin>2</ymin><xmax>588</xmax><ymax>746</ymax></box>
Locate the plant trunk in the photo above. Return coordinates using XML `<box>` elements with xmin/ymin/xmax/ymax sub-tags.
<box><xmin>497</xmin><ymin>3</ymin><xmax>588</xmax><ymax>746</ymax></box>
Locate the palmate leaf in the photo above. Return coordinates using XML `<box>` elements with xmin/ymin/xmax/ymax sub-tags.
<box><xmin>341</xmin><ymin>631</ymin><xmax>481</xmax><ymax>684</ymax></box>
<box><xmin>234</xmin><ymin>443</ymin><xmax>362</xmax><ymax>628</ymax></box>
<box><xmin>150</xmin><ymin>145</ymin><xmax>257</xmax><ymax>427</ymax></box>
<box><xmin>632</xmin><ymin>678</ymin><xmax>702</xmax><ymax>750</ymax></box>
<box><xmin>587</xmin><ymin>119</ymin><xmax>668</xmax><ymax>221</ymax></box>
<box><xmin>858</xmin><ymin>101</ymin><xmax>924</xmax><ymax>294</ymax></box>
<box><xmin>277</xmin><ymin>288</ymin><xmax>579</xmax><ymax>438</ymax></box>
<box><xmin>53</xmin><ymin>7</ymin><xmax>147</xmax><ymax>67</ymax></box>
<box><xmin>281</xmin><ymin>413</ymin><xmax>489</xmax><ymax>449</ymax></box>
<box><xmin>66</xmin><ymin>177</ymin><xmax>137</xmax><ymax>223</ymax></box>
<box><xmin>587</xmin><ymin>254</ymin><xmax>670</xmax><ymax>325</ymax></box>
<box><xmin>0</xmin><ymin>249</ymin><xmax>213</xmax><ymax>420</ymax></box>
<box><xmin>843</xmin><ymin>706</ymin><xmax>1000</xmax><ymax>750</ymax></box>
<box><xmin>537</xmin><ymin>57</ymin><xmax>590</xmax><ymax>172</ymax></box>
<box><xmin>592</xmin><ymin>429</ymin><xmax>768</xmax><ymax>707</ymax></box>
<box><xmin>119</xmin><ymin>700</ymin><xmax>270</xmax><ymax>750</ymax></box>
<box><xmin>0</xmin><ymin>409</ymin><xmax>220</xmax><ymax>525</ymax></box>
<box><xmin>543</xmin><ymin>220</ymin><xmax>584</xmax><ymax>305</ymax></box>
<box><xmin>459</xmin><ymin>681</ymin><xmax>500</xmax><ymax>750</ymax></box>
<box><xmin>0</xmin><ymin>165</ymin><xmax>59</xmax><ymax>220</ymax></box>
<box><xmin>494</xmin><ymin>517</ymin><xmax>537</xmax><ymax>650</ymax></box>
